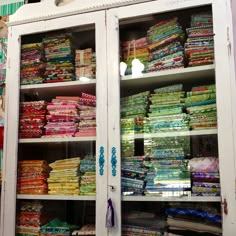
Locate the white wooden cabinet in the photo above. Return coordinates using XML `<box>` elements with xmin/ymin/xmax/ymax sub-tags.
<box><xmin>1</xmin><ymin>0</ymin><xmax>236</xmax><ymax>235</ymax></box>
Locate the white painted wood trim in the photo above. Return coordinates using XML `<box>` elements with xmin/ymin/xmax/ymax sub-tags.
<box><xmin>95</xmin><ymin>10</ymin><xmax>109</xmax><ymax>236</ymax></box>
<box><xmin>107</xmin><ymin>10</ymin><xmax>122</xmax><ymax>236</ymax></box>
<box><xmin>8</xmin><ymin>0</ymin><xmax>153</xmax><ymax>26</ymax></box>
<box><xmin>0</xmin><ymin>26</ymin><xmax>21</xmax><ymax>236</ymax></box>
<box><xmin>212</xmin><ymin>0</ymin><xmax>236</xmax><ymax>234</ymax></box>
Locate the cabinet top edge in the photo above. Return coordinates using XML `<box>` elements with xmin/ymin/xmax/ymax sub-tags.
<box><xmin>8</xmin><ymin>0</ymin><xmax>151</xmax><ymax>26</ymax></box>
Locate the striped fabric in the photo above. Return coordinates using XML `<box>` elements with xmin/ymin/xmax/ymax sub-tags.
<box><xmin>0</xmin><ymin>0</ymin><xmax>24</xmax><ymax>16</ymax></box>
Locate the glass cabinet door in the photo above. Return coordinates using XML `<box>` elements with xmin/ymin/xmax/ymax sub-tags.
<box><xmin>107</xmin><ymin>0</ymin><xmax>236</xmax><ymax>235</ymax></box>
<box><xmin>1</xmin><ymin>10</ymin><xmax>108</xmax><ymax>236</ymax></box>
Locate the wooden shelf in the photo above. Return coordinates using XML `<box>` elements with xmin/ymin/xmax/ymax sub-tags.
<box><xmin>122</xmin><ymin>129</ymin><xmax>217</xmax><ymax>139</ymax></box>
<box><xmin>17</xmin><ymin>194</ymin><xmax>96</xmax><ymax>201</ymax></box>
<box><xmin>121</xmin><ymin>65</ymin><xmax>215</xmax><ymax>89</ymax></box>
<box><xmin>19</xmin><ymin>136</ymin><xmax>96</xmax><ymax>144</ymax></box>
<box><xmin>20</xmin><ymin>80</ymin><xmax>96</xmax><ymax>99</ymax></box>
<box><xmin>122</xmin><ymin>196</ymin><xmax>221</xmax><ymax>202</ymax></box>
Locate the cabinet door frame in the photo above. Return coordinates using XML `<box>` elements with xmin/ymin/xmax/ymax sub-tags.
<box><xmin>0</xmin><ymin>10</ymin><xmax>108</xmax><ymax>236</ymax></box>
<box><xmin>107</xmin><ymin>0</ymin><xmax>236</xmax><ymax>235</ymax></box>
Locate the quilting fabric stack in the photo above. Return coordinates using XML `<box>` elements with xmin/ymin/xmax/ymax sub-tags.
<box><xmin>75</xmin><ymin>48</ymin><xmax>96</xmax><ymax>79</ymax></box>
<box><xmin>74</xmin><ymin>93</ymin><xmax>96</xmax><ymax>137</ymax></box>
<box><xmin>43</xmin><ymin>96</ymin><xmax>80</xmax><ymax>138</ymax></box>
<box><xmin>185</xmin><ymin>84</ymin><xmax>217</xmax><ymax>130</ymax></box>
<box><xmin>122</xmin><ymin>211</ymin><xmax>167</xmax><ymax>235</ymax></box>
<box><xmin>47</xmin><ymin>157</ymin><xmax>81</xmax><ymax>195</ymax></box>
<box><xmin>20</xmin><ymin>43</ymin><xmax>45</xmax><ymax>85</ymax></box>
<box><xmin>121</xmin><ymin>91</ymin><xmax>150</xmax><ymax>136</ymax></box>
<box><xmin>166</xmin><ymin>203</ymin><xmax>222</xmax><ymax>235</ymax></box>
<box><xmin>121</xmin><ymin>119</ymin><xmax>135</xmax><ymax>158</ymax></box>
<box><xmin>41</xmin><ymin>218</ymin><xmax>77</xmax><ymax>236</ymax></box>
<box><xmin>19</xmin><ymin>100</ymin><xmax>47</xmax><ymax>138</ymax></box>
<box><xmin>16</xmin><ymin>200</ymin><xmax>50</xmax><ymax>236</ymax></box>
<box><xmin>143</xmin><ymin>135</ymin><xmax>191</xmax><ymax>197</ymax></box>
<box><xmin>189</xmin><ymin>156</ymin><xmax>220</xmax><ymax>196</ymax></box>
<box><xmin>43</xmin><ymin>33</ymin><xmax>75</xmax><ymax>83</ymax></box>
<box><xmin>17</xmin><ymin>160</ymin><xmax>51</xmax><ymax>194</ymax></box>
<box><xmin>144</xmin><ymin>84</ymin><xmax>189</xmax><ymax>133</ymax></box>
<box><xmin>80</xmin><ymin>155</ymin><xmax>96</xmax><ymax>195</ymax></box>
<box><xmin>146</xmin><ymin>17</ymin><xmax>185</xmax><ymax>72</ymax></box>
<box><xmin>72</xmin><ymin>224</ymin><xmax>95</xmax><ymax>235</ymax></box>
<box><xmin>121</xmin><ymin>37</ymin><xmax>149</xmax><ymax>75</ymax></box>
<box><xmin>121</xmin><ymin>156</ymin><xmax>147</xmax><ymax>196</ymax></box>
<box><xmin>121</xmin><ymin>91</ymin><xmax>150</xmax><ymax>119</ymax></box>
<box><xmin>185</xmin><ymin>12</ymin><xmax>214</xmax><ymax>66</ymax></box>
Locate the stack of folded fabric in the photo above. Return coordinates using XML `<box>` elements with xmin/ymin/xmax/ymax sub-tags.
<box><xmin>74</xmin><ymin>93</ymin><xmax>96</xmax><ymax>137</ymax></box>
<box><xmin>121</xmin><ymin>118</ymin><xmax>135</xmax><ymax>158</ymax></box>
<box><xmin>120</xmin><ymin>37</ymin><xmax>149</xmax><ymax>75</ymax></box>
<box><xmin>72</xmin><ymin>224</ymin><xmax>95</xmax><ymax>235</ymax></box>
<box><xmin>43</xmin><ymin>96</ymin><xmax>80</xmax><ymax>138</ymax></box>
<box><xmin>143</xmin><ymin>136</ymin><xmax>191</xmax><ymax>197</ymax></box>
<box><xmin>19</xmin><ymin>100</ymin><xmax>47</xmax><ymax>138</ymax></box>
<box><xmin>80</xmin><ymin>155</ymin><xmax>96</xmax><ymax>195</ymax></box>
<box><xmin>20</xmin><ymin>42</ymin><xmax>45</xmax><ymax>85</ymax></box>
<box><xmin>185</xmin><ymin>12</ymin><xmax>214</xmax><ymax>66</ymax></box>
<box><xmin>121</xmin><ymin>91</ymin><xmax>150</xmax><ymax>135</ymax></box>
<box><xmin>121</xmin><ymin>91</ymin><xmax>150</xmax><ymax>119</ymax></box>
<box><xmin>146</xmin><ymin>17</ymin><xmax>185</xmax><ymax>72</ymax></box>
<box><xmin>185</xmin><ymin>84</ymin><xmax>217</xmax><ymax>130</ymax></box>
<box><xmin>43</xmin><ymin>33</ymin><xmax>74</xmax><ymax>83</ymax></box>
<box><xmin>17</xmin><ymin>160</ymin><xmax>51</xmax><ymax>194</ymax></box>
<box><xmin>16</xmin><ymin>200</ymin><xmax>50</xmax><ymax>236</ymax></box>
<box><xmin>47</xmin><ymin>157</ymin><xmax>81</xmax><ymax>195</ymax></box>
<box><xmin>41</xmin><ymin>218</ymin><xmax>78</xmax><ymax>236</ymax></box>
<box><xmin>166</xmin><ymin>203</ymin><xmax>222</xmax><ymax>235</ymax></box>
<box><xmin>122</xmin><ymin>211</ymin><xmax>167</xmax><ymax>236</ymax></box>
<box><xmin>121</xmin><ymin>156</ymin><xmax>147</xmax><ymax>196</ymax></box>
<box><xmin>189</xmin><ymin>156</ymin><xmax>220</xmax><ymax>196</ymax></box>
<box><xmin>75</xmin><ymin>48</ymin><xmax>96</xmax><ymax>79</ymax></box>
<box><xmin>144</xmin><ymin>84</ymin><xmax>189</xmax><ymax>133</ymax></box>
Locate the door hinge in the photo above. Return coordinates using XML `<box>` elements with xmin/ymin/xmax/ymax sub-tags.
<box><xmin>221</xmin><ymin>198</ymin><xmax>228</xmax><ymax>215</ymax></box>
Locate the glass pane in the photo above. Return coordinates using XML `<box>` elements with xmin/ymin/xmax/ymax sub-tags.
<box><xmin>16</xmin><ymin>25</ymin><xmax>96</xmax><ymax>235</ymax></box>
<box><xmin>120</xmin><ymin>5</ymin><xmax>221</xmax><ymax>236</ymax></box>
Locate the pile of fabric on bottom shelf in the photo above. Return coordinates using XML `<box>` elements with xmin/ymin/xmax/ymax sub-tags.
<box><xmin>79</xmin><ymin>155</ymin><xmax>96</xmax><ymax>195</ymax></box>
<box><xmin>20</xmin><ymin>42</ymin><xmax>45</xmax><ymax>85</ymax></box>
<box><xmin>40</xmin><ymin>218</ymin><xmax>78</xmax><ymax>236</ymax></box>
<box><xmin>75</xmin><ymin>48</ymin><xmax>96</xmax><ymax>80</ymax></box>
<box><xmin>185</xmin><ymin>84</ymin><xmax>217</xmax><ymax>130</ymax></box>
<box><xmin>47</xmin><ymin>157</ymin><xmax>81</xmax><ymax>195</ymax></box>
<box><xmin>72</xmin><ymin>224</ymin><xmax>95</xmax><ymax>235</ymax></box>
<box><xmin>185</xmin><ymin>12</ymin><xmax>214</xmax><ymax>67</ymax></box>
<box><xmin>122</xmin><ymin>210</ymin><xmax>167</xmax><ymax>236</ymax></box>
<box><xmin>189</xmin><ymin>156</ymin><xmax>220</xmax><ymax>197</ymax></box>
<box><xmin>165</xmin><ymin>203</ymin><xmax>222</xmax><ymax>235</ymax></box>
<box><xmin>43</xmin><ymin>33</ymin><xmax>75</xmax><ymax>83</ymax></box>
<box><xmin>17</xmin><ymin>160</ymin><xmax>51</xmax><ymax>194</ymax></box>
<box><xmin>74</xmin><ymin>93</ymin><xmax>96</xmax><ymax>137</ymax></box>
<box><xmin>19</xmin><ymin>100</ymin><xmax>47</xmax><ymax>138</ymax></box>
<box><xmin>16</xmin><ymin>200</ymin><xmax>50</xmax><ymax>236</ymax></box>
<box><xmin>146</xmin><ymin>17</ymin><xmax>185</xmax><ymax>72</ymax></box>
